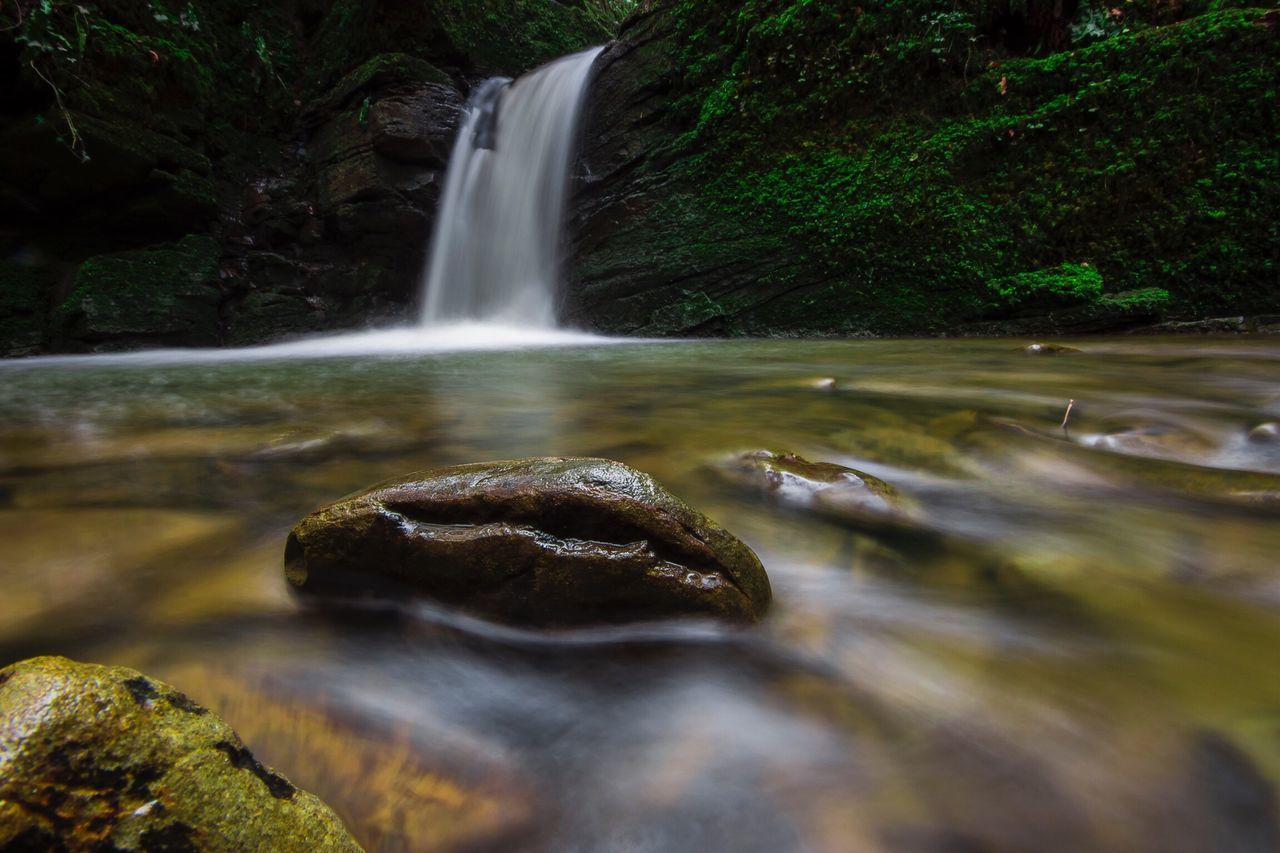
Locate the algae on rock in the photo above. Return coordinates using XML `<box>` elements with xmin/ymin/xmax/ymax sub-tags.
<box><xmin>0</xmin><ymin>656</ymin><xmax>362</xmax><ymax>851</ymax></box>
<box><xmin>567</xmin><ymin>2</ymin><xmax>1280</xmax><ymax>336</ymax></box>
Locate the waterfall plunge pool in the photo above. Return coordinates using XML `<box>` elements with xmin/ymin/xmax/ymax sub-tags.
<box><xmin>2</xmin><ymin>335</ymin><xmax>1279</xmax><ymax>851</ymax></box>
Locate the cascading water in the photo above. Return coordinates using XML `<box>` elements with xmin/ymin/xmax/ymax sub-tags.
<box><xmin>420</xmin><ymin>47</ymin><xmax>604</xmax><ymax>328</ymax></box>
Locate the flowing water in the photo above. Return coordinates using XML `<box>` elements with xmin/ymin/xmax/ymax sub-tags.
<box><xmin>2</xmin><ymin>336</ymin><xmax>1279</xmax><ymax>852</ymax></box>
<box><xmin>420</xmin><ymin>47</ymin><xmax>604</xmax><ymax>327</ymax></box>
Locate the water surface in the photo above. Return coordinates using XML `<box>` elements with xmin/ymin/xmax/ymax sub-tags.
<box><xmin>2</xmin><ymin>336</ymin><xmax>1279</xmax><ymax>852</ymax></box>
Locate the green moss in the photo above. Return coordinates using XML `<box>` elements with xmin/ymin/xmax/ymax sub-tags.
<box><xmin>56</xmin><ymin>235</ymin><xmax>221</xmax><ymax>346</ymax></box>
<box><xmin>431</xmin><ymin>0</ymin><xmax>609</xmax><ymax>71</ymax></box>
<box><xmin>642</xmin><ymin>2</ymin><xmax>1280</xmax><ymax>333</ymax></box>
<box><xmin>646</xmin><ymin>290</ymin><xmax>727</xmax><ymax>332</ymax></box>
<box><xmin>990</xmin><ymin>263</ymin><xmax>1104</xmax><ymax>313</ymax></box>
<box><xmin>0</xmin><ymin>656</ymin><xmax>362</xmax><ymax>850</ymax></box>
<box><xmin>1097</xmin><ymin>286</ymin><xmax>1171</xmax><ymax>311</ymax></box>
<box><xmin>305</xmin><ymin>0</ymin><xmax>606</xmax><ymax>93</ymax></box>
<box><xmin>331</xmin><ymin>53</ymin><xmax>452</xmax><ymax>107</ymax></box>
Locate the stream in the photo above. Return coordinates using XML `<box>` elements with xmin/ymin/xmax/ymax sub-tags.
<box><xmin>1</xmin><ymin>335</ymin><xmax>1279</xmax><ymax>852</ymax></box>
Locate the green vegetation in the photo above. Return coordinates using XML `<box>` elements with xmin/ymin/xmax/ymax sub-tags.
<box><xmin>2</xmin><ymin>0</ymin><xmax>613</xmax><ymax>162</ymax></box>
<box><xmin>54</xmin><ymin>235</ymin><xmax>222</xmax><ymax>346</ymax></box>
<box><xmin>1</xmin><ymin>0</ymin><xmax>615</xmax><ymax>353</ymax></box>
<box><xmin>3</xmin><ymin>0</ymin><xmax>301</xmax><ymax>148</ymax></box>
<box><xmin>582</xmin><ymin>0</ymin><xmax>643</xmax><ymax>31</ymax></box>
<box><xmin>646</xmin><ymin>0</ymin><xmax>1279</xmax><ymax>332</ymax></box>
<box><xmin>990</xmin><ymin>263</ymin><xmax>1103</xmax><ymax>314</ymax></box>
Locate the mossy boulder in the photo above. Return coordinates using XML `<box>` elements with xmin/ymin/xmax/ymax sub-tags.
<box><xmin>0</xmin><ymin>656</ymin><xmax>361</xmax><ymax>851</ymax></box>
<box><xmin>54</xmin><ymin>235</ymin><xmax>221</xmax><ymax>350</ymax></box>
<box><xmin>286</xmin><ymin>457</ymin><xmax>772</xmax><ymax>626</ymax></box>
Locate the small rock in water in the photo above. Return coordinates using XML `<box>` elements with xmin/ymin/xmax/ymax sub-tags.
<box><xmin>1247</xmin><ymin>422</ymin><xmax>1280</xmax><ymax>443</ymax></box>
<box><xmin>286</xmin><ymin>457</ymin><xmax>771</xmax><ymax>626</ymax></box>
<box><xmin>1085</xmin><ymin>423</ymin><xmax>1215</xmax><ymax>460</ymax></box>
<box><xmin>717</xmin><ymin>450</ymin><xmax>919</xmax><ymax>532</ymax></box>
<box><xmin>0</xmin><ymin>656</ymin><xmax>360</xmax><ymax>851</ymax></box>
<box><xmin>1022</xmin><ymin>342</ymin><xmax>1081</xmax><ymax>355</ymax></box>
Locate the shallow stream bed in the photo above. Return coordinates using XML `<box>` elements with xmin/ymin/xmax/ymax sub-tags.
<box><xmin>2</xmin><ymin>335</ymin><xmax>1279</xmax><ymax>851</ymax></box>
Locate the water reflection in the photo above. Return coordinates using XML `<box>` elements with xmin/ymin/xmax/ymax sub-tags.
<box><xmin>2</xmin><ymin>336</ymin><xmax>1279</xmax><ymax>851</ymax></box>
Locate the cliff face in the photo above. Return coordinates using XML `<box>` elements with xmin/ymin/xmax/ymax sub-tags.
<box><xmin>567</xmin><ymin>1</ymin><xmax>1280</xmax><ymax>336</ymax></box>
<box><xmin>3</xmin><ymin>2</ymin><xmax>1276</xmax><ymax>354</ymax></box>
<box><xmin>0</xmin><ymin>0</ymin><xmax>609</xmax><ymax>355</ymax></box>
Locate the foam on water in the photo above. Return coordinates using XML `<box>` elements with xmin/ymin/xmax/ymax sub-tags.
<box><xmin>0</xmin><ymin>323</ymin><xmax>620</xmax><ymax>369</ymax></box>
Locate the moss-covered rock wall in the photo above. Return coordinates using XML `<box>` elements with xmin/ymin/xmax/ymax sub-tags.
<box><xmin>0</xmin><ymin>0</ymin><xmax>610</xmax><ymax>354</ymax></box>
<box><xmin>567</xmin><ymin>0</ymin><xmax>1280</xmax><ymax>336</ymax></box>
<box><xmin>3</xmin><ymin>0</ymin><xmax>1275</xmax><ymax>351</ymax></box>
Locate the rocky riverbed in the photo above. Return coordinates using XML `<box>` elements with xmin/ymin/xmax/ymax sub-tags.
<box><xmin>2</xmin><ymin>336</ymin><xmax>1279</xmax><ymax>850</ymax></box>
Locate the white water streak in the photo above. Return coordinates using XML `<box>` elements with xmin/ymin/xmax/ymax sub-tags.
<box><xmin>421</xmin><ymin>47</ymin><xmax>604</xmax><ymax>327</ymax></box>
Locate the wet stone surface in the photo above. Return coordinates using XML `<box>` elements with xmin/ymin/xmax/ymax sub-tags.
<box><xmin>1249</xmin><ymin>422</ymin><xmax>1280</xmax><ymax>444</ymax></box>
<box><xmin>1022</xmin><ymin>343</ymin><xmax>1082</xmax><ymax>355</ymax></box>
<box><xmin>0</xmin><ymin>656</ymin><xmax>360</xmax><ymax>851</ymax></box>
<box><xmin>3</xmin><ymin>337</ymin><xmax>1280</xmax><ymax>852</ymax></box>
<box><xmin>716</xmin><ymin>450</ymin><xmax>921</xmax><ymax>534</ymax></box>
<box><xmin>286</xmin><ymin>457</ymin><xmax>772</xmax><ymax>626</ymax></box>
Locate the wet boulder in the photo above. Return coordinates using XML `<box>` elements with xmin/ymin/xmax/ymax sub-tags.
<box><xmin>1083</xmin><ymin>422</ymin><xmax>1217</xmax><ymax>461</ymax></box>
<box><xmin>716</xmin><ymin>451</ymin><xmax>920</xmax><ymax>533</ymax></box>
<box><xmin>286</xmin><ymin>457</ymin><xmax>771</xmax><ymax>626</ymax></box>
<box><xmin>1022</xmin><ymin>342</ymin><xmax>1081</xmax><ymax>355</ymax></box>
<box><xmin>1248</xmin><ymin>422</ymin><xmax>1280</xmax><ymax>444</ymax></box>
<box><xmin>0</xmin><ymin>656</ymin><xmax>361</xmax><ymax>852</ymax></box>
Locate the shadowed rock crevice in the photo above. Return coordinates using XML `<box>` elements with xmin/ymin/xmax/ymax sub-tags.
<box><xmin>214</xmin><ymin>741</ymin><xmax>298</xmax><ymax>801</ymax></box>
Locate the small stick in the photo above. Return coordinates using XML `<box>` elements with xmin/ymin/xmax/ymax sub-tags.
<box><xmin>1060</xmin><ymin>399</ymin><xmax>1075</xmax><ymax>436</ymax></box>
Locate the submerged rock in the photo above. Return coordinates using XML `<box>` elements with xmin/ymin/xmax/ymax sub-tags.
<box><xmin>0</xmin><ymin>656</ymin><xmax>361</xmax><ymax>852</ymax></box>
<box><xmin>156</xmin><ymin>663</ymin><xmax>535</xmax><ymax>852</ymax></box>
<box><xmin>830</xmin><ymin>425</ymin><xmax>973</xmax><ymax>478</ymax></box>
<box><xmin>1247</xmin><ymin>422</ymin><xmax>1280</xmax><ymax>444</ymax></box>
<box><xmin>1083</xmin><ymin>423</ymin><xmax>1216</xmax><ymax>460</ymax></box>
<box><xmin>717</xmin><ymin>450</ymin><xmax>919</xmax><ymax>533</ymax></box>
<box><xmin>286</xmin><ymin>457</ymin><xmax>771</xmax><ymax>626</ymax></box>
<box><xmin>1022</xmin><ymin>342</ymin><xmax>1081</xmax><ymax>355</ymax></box>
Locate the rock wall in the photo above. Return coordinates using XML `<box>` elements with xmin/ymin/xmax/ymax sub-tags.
<box><xmin>0</xmin><ymin>0</ymin><xmax>610</xmax><ymax>355</ymax></box>
<box><xmin>567</xmin><ymin>1</ymin><xmax>1280</xmax><ymax>336</ymax></box>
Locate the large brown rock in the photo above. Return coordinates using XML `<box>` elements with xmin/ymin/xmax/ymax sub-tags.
<box><xmin>286</xmin><ymin>457</ymin><xmax>772</xmax><ymax>626</ymax></box>
<box><xmin>0</xmin><ymin>656</ymin><xmax>361</xmax><ymax>852</ymax></box>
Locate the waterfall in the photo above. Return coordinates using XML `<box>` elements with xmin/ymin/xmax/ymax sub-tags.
<box><xmin>420</xmin><ymin>47</ymin><xmax>604</xmax><ymax>328</ymax></box>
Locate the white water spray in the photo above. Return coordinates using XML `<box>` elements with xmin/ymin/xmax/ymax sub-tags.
<box><xmin>420</xmin><ymin>47</ymin><xmax>603</xmax><ymax>327</ymax></box>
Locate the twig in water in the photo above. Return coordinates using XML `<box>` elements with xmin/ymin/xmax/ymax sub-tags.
<box><xmin>1060</xmin><ymin>399</ymin><xmax>1076</xmax><ymax>436</ymax></box>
